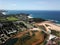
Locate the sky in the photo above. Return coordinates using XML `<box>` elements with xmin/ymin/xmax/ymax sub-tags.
<box><xmin>0</xmin><ymin>0</ymin><xmax>60</xmax><ymax>10</ymax></box>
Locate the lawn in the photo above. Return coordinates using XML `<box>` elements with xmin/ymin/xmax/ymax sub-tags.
<box><xmin>6</xmin><ymin>16</ymin><xmax>19</xmax><ymax>21</ymax></box>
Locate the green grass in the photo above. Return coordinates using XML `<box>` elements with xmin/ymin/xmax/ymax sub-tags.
<box><xmin>0</xmin><ymin>17</ymin><xmax>6</xmax><ymax>21</ymax></box>
<box><xmin>0</xmin><ymin>16</ymin><xmax>19</xmax><ymax>21</ymax></box>
<box><xmin>6</xmin><ymin>16</ymin><xmax>19</xmax><ymax>21</ymax></box>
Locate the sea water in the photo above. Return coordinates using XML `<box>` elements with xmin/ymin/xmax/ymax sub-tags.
<box><xmin>7</xmin><ymin>10</ymin><xmax>60</xmax><ymax>23</ymax></box>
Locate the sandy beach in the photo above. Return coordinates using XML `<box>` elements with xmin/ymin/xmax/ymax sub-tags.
<box><xmin>35</xmin><ymin>21</ymin><xmax>60</xmax><ymax>32</ymax></box>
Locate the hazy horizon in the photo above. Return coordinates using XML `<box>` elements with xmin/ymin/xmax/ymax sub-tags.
<box><xmin>0</xmin><ymin>0</ymin><xmax>60</xmax><ymax>10</ymax></box>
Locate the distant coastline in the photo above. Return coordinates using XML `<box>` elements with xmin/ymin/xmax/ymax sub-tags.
<box><xmin>1</xmin><ymin>10</ymin><xmax>60</xmax><ymax>24</ymax></box>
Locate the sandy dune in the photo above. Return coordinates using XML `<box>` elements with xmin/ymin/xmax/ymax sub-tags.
<box><xmin>35</xmin><ymin>21</ymin><xmax>60</xmax><ymax>32</ymax></box>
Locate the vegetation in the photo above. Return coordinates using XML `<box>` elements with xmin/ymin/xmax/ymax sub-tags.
<box><xmin>1</xmin><ymin>13</ymin><xmax>59</xmax><ymax>45</ymax></box>
<box><xmin>32</xmin><ymin>18</ymin><xmax>46</xmax><ymax>23</ymax></box>
<box><xmin>14</xmin><ymin>31</ymin><xmax>45</xmax><ymax>45</ymax></box>
<box><xmin>6</xmin><ymin>16</ymin><xmax>19</xmax><ymax>21</ymax></box>
<box><xmin>0</xmin><ymin>16</ymin><xmax>19</xmax><ymax>22</ymax></box>
<box><xmin>0</xmin><ymin>17</ymin><xmax>6</xmax><ymax>21</ymax></box>
<box><xmin>51</xmin><ymin>30</ymin><xmax>60</xmax><ymax>37</ymax></box>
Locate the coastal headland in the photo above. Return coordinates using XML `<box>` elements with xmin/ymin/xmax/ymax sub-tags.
<box><xmin>0</xmin><ymin>12</ymin><xmax>60</xmax><ymax>45</ymax></box>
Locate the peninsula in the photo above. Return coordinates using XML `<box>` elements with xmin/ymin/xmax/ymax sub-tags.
<box><xmin>0</xmin><ymin>11</ymin><xmax>60</xmax><ymax>45</ymax></box>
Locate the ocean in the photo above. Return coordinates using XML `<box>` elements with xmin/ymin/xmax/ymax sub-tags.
<box><xmin>6</xmin><ymin>10</ymin><xmax>60</xmax><ymax>24</ymax></box>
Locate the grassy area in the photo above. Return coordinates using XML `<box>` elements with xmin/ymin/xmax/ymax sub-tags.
<box><xmin>0</xmin><ymin>17</ymin><xmax>6</xmax><ymax>21</ymax></box>
<box><xmin>6</xmin><ymin>16</ymin><xmax>19</xmax><ymax>21</ymax></box>
<box><xmin>0</xmin><ymin>16</ymin><xmax>19</xmax><ymax>21</ymax></box>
